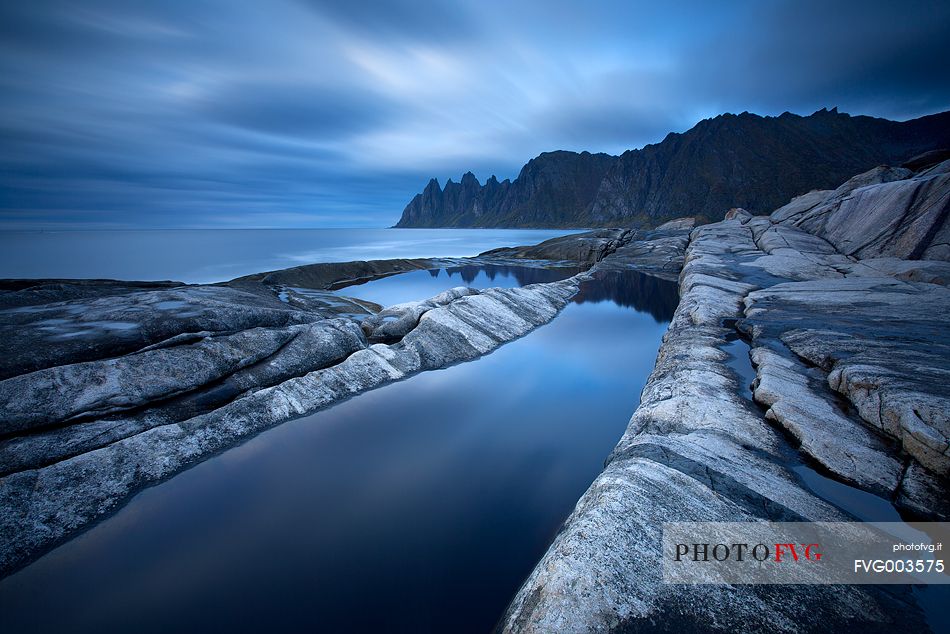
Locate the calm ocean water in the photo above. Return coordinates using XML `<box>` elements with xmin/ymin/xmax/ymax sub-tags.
<box><xmin>0</xmin><ymin>228</ymin><xmax>579</xmax><ymax>284</ymax></box>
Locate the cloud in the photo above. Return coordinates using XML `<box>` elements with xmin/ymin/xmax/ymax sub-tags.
<box><xmin>195</xmin><ymin>81</ymin><xmax>397</xmax><ymax>139</ymax></box>
<box><xmin>0</xmin><ymin>0</ymin><xmax>948</xmax><ymax>229</ymax></box>
<box><xmin>684</xmin><ymin>0</ymin><xmax>950</xmax><ymax>118</ymax></box>
<box><xmin>296</xmin><ymin>0</ymin><xmax>479</xmax><ymax>43</ymax></box>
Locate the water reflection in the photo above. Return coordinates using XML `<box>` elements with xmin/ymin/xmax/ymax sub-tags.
<box><xmin>445</xmin><ymin>264</ymin><xmax>585</xmax><ymax>286</ymax></box>
<box><xmin>0</xmin><ymin>271</ymin><xmax>673</xmax><ymax>634</ymax></box>
<box><xmin>574</xmin><ymin>270</ymin><xmax>679</xmax><ymax>322</ymax></box>
<box><xmin>337</xmin><ymin>263</ymin><xmax>585</xmax><ymax>308</ymax></box>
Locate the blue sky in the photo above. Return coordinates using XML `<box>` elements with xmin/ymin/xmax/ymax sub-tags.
<box><xmin>1</xmin><ymin>0</ymin><xmax>949</xmax><ymax>229</ymax></box>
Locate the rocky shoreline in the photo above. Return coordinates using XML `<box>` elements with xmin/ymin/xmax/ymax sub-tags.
<box><xmin>500</xmin><ymin>159</ymin><xmax>950</xmax><ymax>632</ymax></box>
<box><xmin>0</xmin><ymin>255</ymin><xmax>601</xmax><ymax>576</ymax></box>
<box><xmin>0</xmin><ymin>215</ymin><xmax>697</xmax><ymax>577</ymax></box>
<box><xmin>1</xmin><ymin>157</ymin><xmax>948</xmax><ymax>631</ymax></box>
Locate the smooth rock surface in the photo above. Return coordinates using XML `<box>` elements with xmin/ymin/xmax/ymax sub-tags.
<box><xmin>745</xmin><ymin>279</ymin><xmax>950</xmax><ymax>476</ymax></box>
<box><xmin>750</xmin><ymin>345</ymin><xmax>903</xmax><ymax>496</ymax></box>
<box><xmin>479</xmin><ymin>229</ymin><xmax>632</xmax><ymax>264</ymax></box>
<box><xmin>501</xmin><ymin>218</ymin><xmax>929</xmax><ymax>632</ymax></box>
<box><xmin>773</xmin><ymin>163</ymin><xmax>950</xmax><ymax>261</ymax></box>
<box><xmin>592</xmin><ymin>223</ymin><xmax>693</xmax><ymax>281</ymax></box>
<box><xmin>230</xmin><ymin>257</ymin><xmax>434</xmax><ymax>292</ymax></box>
<box><xmin>0</xmin><ymin>274</ymin><xmax>584</xmax><ymax>577</ymax></box>
<box><xmin>503</xmin><ymin>163</ymin><xmax>949</xmax><ymax>632</ymax></box>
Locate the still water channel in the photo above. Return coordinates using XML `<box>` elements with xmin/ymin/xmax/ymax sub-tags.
<box><xmin>0</xmin><ymin>269</ymin><xmax>678</xmax><ymax>633</ymax></box>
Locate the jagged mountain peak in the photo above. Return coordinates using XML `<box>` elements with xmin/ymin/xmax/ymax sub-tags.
<box><xmin>396</xmin><ymin>109</ymin><xmax>950</xmax><ymax>228</ymax></box>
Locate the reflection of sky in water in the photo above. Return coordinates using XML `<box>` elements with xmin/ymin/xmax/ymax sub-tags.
<box><xmin>9</xmin><ymin>271</ymin><xmax>941</xmax><ymax>632</ymax></box>
<box><xmin>0</xmin><ymin>271</ymin><xmax>673</xmax><ymax>633</ymax></box>
<box><xmin>0</xmin><ymin>228</ymin><xmax>577</xmax><ymax>284</ymax></box>
<box><xmin>337</xmin><ymin>264</ymin><xmax>585</xmax><ymax>308</ymax></box>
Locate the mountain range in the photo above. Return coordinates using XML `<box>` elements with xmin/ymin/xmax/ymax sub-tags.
<box><xmin>395</xmin><ymin>108</ymin><xmax>950</xmax><ymax>228</ymax></box>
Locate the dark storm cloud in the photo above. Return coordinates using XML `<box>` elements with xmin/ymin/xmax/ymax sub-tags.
<box><xmin>0</xmin><ymin>0</ymin><xmax>948</xmax><ymax>228</ymax></box>
<box><xmin>688</xmin><ymin>0</ymin><xmax>950</xmax><ymax>118</ymax></box>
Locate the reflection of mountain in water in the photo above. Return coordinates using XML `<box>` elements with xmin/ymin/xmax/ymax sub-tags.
<box><xmin>574</xmin><ymin>270</ymin><xmax>678</xmax><ymax>323</ymax></box>
<box><xmin>442</xmin><ymin>264</ymin><xmax>585</xmax><ymax>286</ymax></box>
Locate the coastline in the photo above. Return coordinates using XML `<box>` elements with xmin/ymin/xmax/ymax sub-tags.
<box><xmin>500</xmin><ymin>162</ymin><xmax>950</xmax><ymax>632</ymax></box>
<box><xmin>1</xmin><ymin>160</ymin><xmax>948</xmax><ymax>631</ymax></box>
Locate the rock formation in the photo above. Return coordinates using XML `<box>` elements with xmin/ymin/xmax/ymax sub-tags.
<box><xmin>0</xmin><ymin>256</ymin><xmax>601</xmax><ymax>577</ymax></box>
<box><xmin>396</xmin><ymin>108</ymin><xmax>950</xmax><ymax>229</ymax></box>
<box><xmin>397</xmin><ymin>150</ymin><xmax>616</xmax><ymax>227</ymax></box>
<box><xmin>478</xmin><ymin>228</ymin><xmax>634</xmax><ymax>264</ymax></box>
<box><xmin>500</xmin><ymin>161</ymin><xmax>950</xmax><ymax>632</ymax></box>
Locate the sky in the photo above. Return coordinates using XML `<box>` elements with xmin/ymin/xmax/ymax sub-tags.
<box><xmin>1</xmin><ymin>0</ymin><xmax>949</xmax><ymax>229</ymax></box>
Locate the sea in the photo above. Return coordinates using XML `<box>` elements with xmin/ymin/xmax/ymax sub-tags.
<box><xmin>0</xmin><ymin>228</ymin><xmax>581</xmax><ymax>284</ymax></box>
